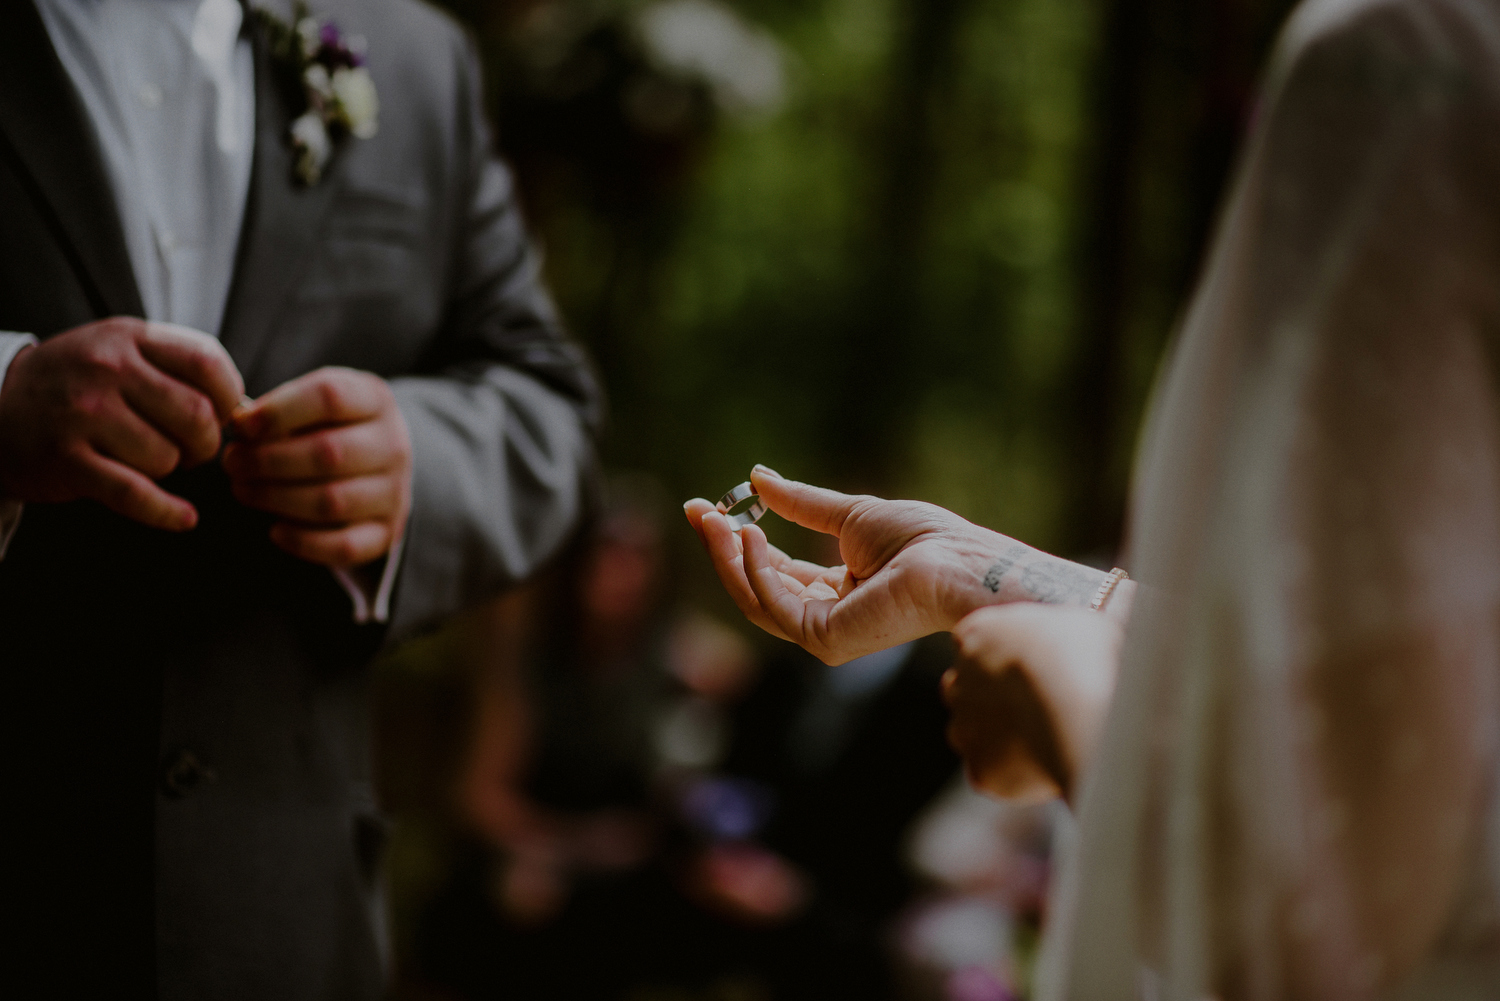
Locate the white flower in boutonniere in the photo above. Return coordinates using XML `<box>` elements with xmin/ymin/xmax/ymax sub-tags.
<box><xmin>289</xmin><ymin>109</ymin><xmax>332</xmax><ymax>178</ymax></box>
<box><xmin>255</xmin><ymin>3</ymin><xmax>380</xmax><ymax>186</ymax></box>
<box><xmin>331</xmin><ymin>65</ymin><xmax>379</xmax><ymax>139</ymax></box>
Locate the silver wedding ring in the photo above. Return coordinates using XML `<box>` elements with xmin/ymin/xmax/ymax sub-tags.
<box><xmin>716</xmin><ymin>481</ymin><xmax>766</xmax><ymax>531</ymax></box>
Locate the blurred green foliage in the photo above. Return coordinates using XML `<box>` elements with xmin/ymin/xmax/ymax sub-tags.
<box><xmin>648</xmin><ymin>0</ymin><xmax>1097</xmax><ymax>546</ymax></box>
<box><xmin>444</xmin><ymin>0</ymin><xmax>1297</xmax><ymax>574</ymax></box>
<box><xmin>502</xmin><ymin>0</ymin><xmax>1101</xmax><ymax>557</ymax></box>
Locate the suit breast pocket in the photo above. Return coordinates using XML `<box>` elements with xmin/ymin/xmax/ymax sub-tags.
<box><xmin>300</xmin><ymin>238</ymin><xmax>412</xmax><ymax>301</ymax></box>
<box><xmin>297</xmin><ymin>184</ymin><xmax>429</xmax><ymax>302</ymax></box>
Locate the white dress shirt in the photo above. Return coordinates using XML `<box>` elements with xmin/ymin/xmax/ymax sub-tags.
<box><xmin>1</xmin><ymin>0</ymin><xmax>399</xmax><ymax>622</ymax></box>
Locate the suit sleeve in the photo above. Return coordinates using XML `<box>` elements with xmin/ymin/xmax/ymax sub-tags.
<box><xmin>385</xmin><ymin>33</ymin><xmax>602</xmax><ymax>642</ymax></box>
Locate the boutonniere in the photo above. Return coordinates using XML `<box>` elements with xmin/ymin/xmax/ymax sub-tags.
<box><xmin>254</xmin><ymin>3</ymin><xmax>380</xmax><ymax>186</ymax></box>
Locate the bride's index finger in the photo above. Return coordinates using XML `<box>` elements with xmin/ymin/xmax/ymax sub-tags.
<box><xmin>683</xmin><ymin>497</ymin><xmax>717</xmax><ymax>547</ymax></box>
<box><xmin>692</xmin><ymin>489</ymin><xmax>827</xmax><ymax>585</ymax></box>
<box><xmin>741</xmin><ymin>523</ymin><xmax>841</xmax><ymax>662</ymax></box>
<box><xmin>750</xmin><ymin>466</ymin><xmax>864</xmax><ymax>539</ymax></box>
<box><xmin>699</xmin><ymin>509</ymin><xmax>792</xmax><ymax>642</ymax></box>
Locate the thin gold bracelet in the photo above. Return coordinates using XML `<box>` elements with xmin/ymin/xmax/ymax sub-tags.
<box><xmin>1090</xmin><ymin>568</ymin><xmax>1129</xmax><ymax>612</ymax></box>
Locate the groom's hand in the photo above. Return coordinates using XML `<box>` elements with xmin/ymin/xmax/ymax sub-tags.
<box><xmin>223</xmin><ymin>366</ymin><xmax>411</xmax><ymax>568</ymax></box>
<box><xmin>0</xmin><ymin>317</ymin><xmax>245</xmax><ymax>531</ymax></box>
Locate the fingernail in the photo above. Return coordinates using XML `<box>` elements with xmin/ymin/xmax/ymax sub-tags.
<box><xmin>753</xmin><ymin>464</ymin><xmax>782</xmax><ymax>479</ymax></box>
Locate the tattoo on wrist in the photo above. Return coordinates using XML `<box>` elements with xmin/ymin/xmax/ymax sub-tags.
<box><xmin>981</xmin><ymin>549</ymin><xmax>1106</xmax><ymax>606</ymax></box>
<box><xmin>981</xmin><ymin>551</ymin><xmax>1023</xmax><ymax>593</ymax></box>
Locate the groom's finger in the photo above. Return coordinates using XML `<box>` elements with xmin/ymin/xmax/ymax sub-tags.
<box><xmin>750</xmin><ymin>466</ymin><xmax>865</xmax><ymax>539</ymax></box>
<box><xmin>269</xmin><ymin>519</ymin><xmax>394</xmax><ymax>568</ymax></box>
<box><xmin>232</xmin><ymin>474</ymin><xmax>400</xmax><ymax>526</ymax></box>
<box><xmin>76</xmin><ymin>451</ymin><xmax>198</xmax><ymax>532</ymax></box>
<box><xmin>235</xmin><ymin>367</ymin><xmax>385</xmax><ymax>441</ymax></box>
<box><xmin>223</xmin><ymin>421</ymin><xmax>395</xmax><ymax>480</ymax></box>
<box><xmin>138</xmin><ymin>322</ymin><xmax>245</xmax><ymax>422</ymax></box>
<box><xmin>123</xmin><ymin>361</ymin><xmax>225</xmax><ymax>467</ymax></box>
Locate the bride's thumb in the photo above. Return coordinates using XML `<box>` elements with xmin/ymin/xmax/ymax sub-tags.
<box><xmin>750</xmin><ymin>465</ymin><xmax>861</xmax><ymax>538</ymax></box>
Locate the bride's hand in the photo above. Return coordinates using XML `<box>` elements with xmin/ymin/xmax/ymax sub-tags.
<box><xmin>944</xmin><ymin>603</ymin><xmax>1124</xmax><ymax>802</ymax></box>
<box><xmin>683</xmin><ymin>466</ymin><xmax>1111</xmax><ymax>665</ymax></box>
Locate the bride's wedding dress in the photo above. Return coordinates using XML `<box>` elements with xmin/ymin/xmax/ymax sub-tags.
<box><xmin>1039</xmin><ymin>0</ymin><xmax>1500</xmax><ymax>997</ymax></box>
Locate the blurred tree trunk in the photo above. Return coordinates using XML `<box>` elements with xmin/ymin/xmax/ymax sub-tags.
<box><xmin>1061</xmin><ymin>0</ymin><xmax>1298</xmax><ymax>560</ymax></box>
<box><xmin>1062</xmin><ymin>0</ymin><xmax>1149</xmax><ymax>561</ymax></box>
<box><xmin>832</xmin><ymin>0</ymin><xmax>977</xmax><ymax>489</ymax></box>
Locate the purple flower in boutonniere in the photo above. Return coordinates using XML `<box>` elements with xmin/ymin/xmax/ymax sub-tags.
<box><xmin>255</xmin><ymin>3</ymin><xmax>380</xmax><ymax>186</ymax></box>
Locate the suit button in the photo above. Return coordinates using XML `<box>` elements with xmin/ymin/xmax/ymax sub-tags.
<box><xmin>160</xmin><ymin>748</ymin><xmax>218</xmax><ymax>799</ymax></box>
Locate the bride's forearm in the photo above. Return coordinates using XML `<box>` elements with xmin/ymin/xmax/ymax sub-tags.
<box><xmin>943</xmin><ymin>529</ymin><xmax>1120</xmax><ymax>623</ymax></box>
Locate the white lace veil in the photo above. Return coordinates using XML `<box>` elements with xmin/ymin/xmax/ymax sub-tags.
<box><xmin>1037</xmin><ymin>1</ymin><xmax>1500</xmax><ymax>998</ymax></box>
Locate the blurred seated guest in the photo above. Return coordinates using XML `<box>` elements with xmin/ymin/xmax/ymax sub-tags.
<box><xmin>415</xmin><ymin>482</ymin><xmax>957</xmax><ymax>1001</ymax></box>
<box><xmin>717</xmin><ymin>634</ymin><xmax>960</xmax><ymax>1000</ymax></box>
<box><xmin>897</xmin><ymin>780</ymin><xmax>1064</xmax><ymax>1001</ymax></box>
<box><xmin>687</xmin><ymin>0</ymin><xmax>1500</xmax><ymax>996</ymax></box>
<box><xmin>413</xmin><ymin>482</ymin><xmax>771</xmax><ymax>999</ymax></box>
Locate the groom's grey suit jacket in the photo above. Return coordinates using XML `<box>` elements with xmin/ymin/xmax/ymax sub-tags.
<box><xmin>0</xmin><ymin>1</ymin><xmax>600</xmax><ymax>997</ymax></box>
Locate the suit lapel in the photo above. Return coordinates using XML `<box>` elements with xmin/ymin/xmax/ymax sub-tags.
<box><xmin>219</xmin><ymin>14</ymin><xmax>342</xmax><ymax>391</ymax></box>
<box><xmin>0</xmin><ymin>2</ymin><xmax>144</xmax><ymax>320</ymax></box>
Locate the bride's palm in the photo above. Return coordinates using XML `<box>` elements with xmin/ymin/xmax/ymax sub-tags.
<box><xmin>685</xmin><ymin>469</ymin><xmax>1006</xmax><ymax>664</ymax></box>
